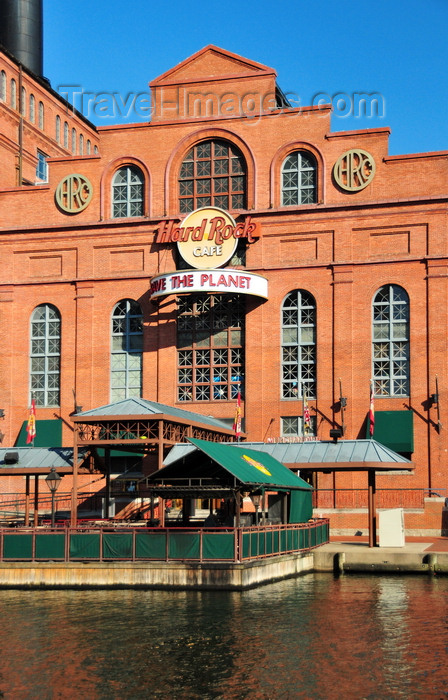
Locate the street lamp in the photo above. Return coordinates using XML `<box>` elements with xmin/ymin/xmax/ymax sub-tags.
<box><xmin>45</xmin><ymin>468</ymin><xmax>62</xmax><ymax>527</ymax></box>
<box><xmin>250</xmin><ymin>493</ymin><xmax>262</xmax><ymax>526</ymax></box>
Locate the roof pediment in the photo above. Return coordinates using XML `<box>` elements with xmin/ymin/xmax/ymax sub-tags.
<box><xmin>150</xmin><ymin>45</ymin><xmax>276</xmax><ymax>87</ymax></box>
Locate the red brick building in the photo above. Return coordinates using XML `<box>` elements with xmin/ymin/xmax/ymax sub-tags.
<box><xmin>1</xmin><ymin>28</ymin><xmax>448</xmax><ymax>533</ymax></box>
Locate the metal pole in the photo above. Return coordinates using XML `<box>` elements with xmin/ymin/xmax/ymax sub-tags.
<box><xmin>18</xmin><ymin>64</ymin><xmax>23</xmax><ymax>186</ymax></box>
<box><xmin>105</xmin><ymin>447</ymin><xmax>111</xmax><ymax>518</ymax></box>
<box><xmin>158</xmin><ymin>421</ymin><xmax>164</xmax><ymax>470</ymax></box>
<box><xmin>235</xmin><ymin>491</ymin><xmax>241</xmax><ymax>528</ymax></box>
<box><xmin>24</xmin><ymin>475</ymin><xmax>30</xmax><ymax>526</ymax></box>
<box><xmin>71</xmin><ymin>427</ymin><xmax>78</xmax><ymax>528</ymax></box>
<box><xmin>51</xmin><ymin>490</ymin><xmax>55</xmax><ymax>528</ymax></box>
<box><xmin>34</xmin><ymin>475</ymin><xmax>39</xmax><ymax>526</ymax></box>
<box><xmin>368</xmin><ymin>470</ymin><xmax>377</xmax><ymax>548</ymax></box>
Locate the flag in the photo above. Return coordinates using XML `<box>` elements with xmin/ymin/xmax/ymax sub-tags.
<box><xmin>303</xmin><ymin>388</ymin><xmax>311</xmax><ymax>434</ymax></box>
<box><xmin>26</xmin><ymin>398</ymin><xmax>37</xmax><ymax>445</ymax></box>
<box><xmin>233</xmin><ymin>391</ymin><xmax>242</xmax><ymax>439</ymax></box>
<box><xmin>369</xmin><ymin>381</ymin><xmax>375</xmax><ymax>437</ymax></box>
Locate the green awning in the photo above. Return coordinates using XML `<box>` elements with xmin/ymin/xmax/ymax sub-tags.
<box><xmin>367</xmin><ymin>410</ymin><xmax>414</xmax><ymax>453</ymax></box>
<box><xmin>16</xmin><ymin>419</ymin><xmax>62</xmax><ymax>448</ymax></box>
<box><xmin>186</xmin><ymin>438</ymin><xmax>312</xmax><ymax>490</ymax></box>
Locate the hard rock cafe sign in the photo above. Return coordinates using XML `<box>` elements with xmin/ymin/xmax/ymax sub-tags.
<box><xmin>55</xmin><ymin>174</ymin><xmax>93</xmax><ymax>213</ymax></box>
<box><xmin>150</xmin><ymin>268</ymin><xmax>268</xmax><ymax>300</ymax></box>
<box><xmin>151</xmin><ymin>206</ymin><xmax>266</xmax><ymax>300</ymax></box>
<box><xmin>333</xmin><ymin>149</ymin><xmax>376</xmax><ymax>192</ymax></box>
<box><xmin>155</xmin><ymin>207</ymin><xmax>260</xmax><ymax>269</ymax></box>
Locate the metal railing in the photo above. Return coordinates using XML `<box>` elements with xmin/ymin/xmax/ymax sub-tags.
<box><xmin>0</xmin><ymin>492</ymin><xmax>103</xmax><ymax>524</ymax></box>
<box><xmin>239</xmin><ymin>520</ymin><xmax>329</xmax><ymax>560</ymax></box>
<box><xmin>0</xmin><ymin>519</ymin><xmax>329</xmax><ymax>564</ymax></box>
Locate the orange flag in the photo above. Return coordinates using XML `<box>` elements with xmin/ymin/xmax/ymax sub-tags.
<box><xmin>369</xmin><ymin>381</ymin><xmax>375</xmax><ymax>437</ymax></box>
<box><xmin>26</xmin><ymin>398</ymin><xmax>37</xmax><ymax>445</ymax></box>
<box><xmin>233</xmin><ymin>391</ymin><xmax>242</xmax><ymax>439</ymax></box>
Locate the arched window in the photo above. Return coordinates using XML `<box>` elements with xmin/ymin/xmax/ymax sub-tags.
<box><xmin>281</xmin><ymin>290</ymin><xmax>316</xmax><ymax>399</ymax></box>
<box><xmin>112</xmin><ymin>166</ymin><xmax>144</xmax><ymax>218</ymax></box>
<box><xmin>30</xmin><ymin>304</ymin><xmax>61</xmax><ymax>407</ymax></box>
<box><xmin>79</xmin><ymin>133</ymin><xmax>84</xmax><ymax>155</ymax></box>
<box><xmin>0</xmin><ymin>71</ymin><xmax>6</xmax><ymax>101</ymax></box>
<box><xmin>177</xmin><ymin>294</ymin><xmax>244</xmax><ymax>401</ymax></box>
<box><xmin>179</xmin><ymin>139</ymin><xmax>246</xmax><ymax>214</ymax></box>
<box><xmin>111</xmin><ymin>300</ymin><xmax>143</xmax><ymax>401</ymax></box>
<box><xmin>55</xmin><ymin>115</ymin><xmax>61</xmax><ymax>142</ymax></box>
<box><xmin>29</xmin><ymin>94</ymin><xmax>35</xmax><ymax>123</ymax></box>
<box><xmin>372</xmin><ymin>285</ymin><xmax>409</xmax><ymax>396</ymax></box>
<box><xmin>38</xmin><ymin>101</ymin><xmax>44</xmax><ymax>129</ymax></box>
<box><xmin>64</xmin><ymin>121</ymin><xmax>69</xmax><ymax>148</ymax></box>
<box><xmin>20</xmin><ymin>86</ymin><xmax>26</xmax><ymax>115</ymax></box>
<box><xmin>281</xmin><ymin>151</ymin><xmax>317</xmax><ymax>205</ymax></box>
<box><xmin>71</xmin><ymin>127</ymin><xmax>76</xmax><ymax>154</ymax></box>
<box><xmin>86</xmin><ymin>139</ymin><xmax>91</xmax><ymax>154</ymax></box>
<box><xmin>10</xmin><ymin>78</ymin><xmax>17</xmax><ymax>109</ymax></box>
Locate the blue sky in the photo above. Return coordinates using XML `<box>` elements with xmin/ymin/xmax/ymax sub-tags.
<box><xmin>43</xmin><ymin>0</ymin><xmax>447</xmax><ymax>156</ymax></box>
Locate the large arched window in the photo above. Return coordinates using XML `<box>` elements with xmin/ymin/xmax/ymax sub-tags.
<box><xmin>281</xmin><ymin>290</ymin><xmax>316</xmax><ymax>399</ymax></box>
<box><xmin>372</xmin><ymin>285</ymin><xmax>409</xmax><ymax>396</ymax></box>
<box><xmin>179</xmin><ymin>139</ymin><xmax>246</xmax><ymax>214</ymax></box>
<box><xmin>281</xmin><ymin>151</ymin><xmax>317</xmax><ymax>205</ymax></box>
<box><xmin>111</xmin><ymin>300</ymin><xmax>143</xmax><ymax>401</ymax></box>
<box><xmin>177</xmin><ymin>294</ymin><xmax>244</xmax><ymax>401</ymax></box>
<box><xmin>55</xmin><ymin>114</ymin><xmax>61</xmax><ymax>142</ymax></box>
<box><xmin>112</xmin><ymin>166</ymin><xmax>144</xmax><ymax>218</ymax></box>
<box><xmin>64</xmin><ymin>121</ymin><xmax>69</xmax><ymax>148</ymax></box>
<box><xmin>30</xmin><ymin>304</ymin><xmax>61</xmax><ymax>407</ymax></box>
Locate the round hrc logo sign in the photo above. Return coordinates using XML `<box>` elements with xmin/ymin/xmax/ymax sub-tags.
<box><xmin>155</xmin><ymin>207</ymin><xmax>259</xmax><ymax>270</ymax></box>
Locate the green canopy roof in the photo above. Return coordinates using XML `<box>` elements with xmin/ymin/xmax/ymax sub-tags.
<box><xmin>183</xmin><ymin>438</ymin><xmax>312</xmax><ymax>490</ymax></box>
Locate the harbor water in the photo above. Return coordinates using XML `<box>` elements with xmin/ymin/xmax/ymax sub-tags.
<box><xmin>0</xmin><ymin>573</ymin><xmax>447</xmax><ymax>699</ymax></box>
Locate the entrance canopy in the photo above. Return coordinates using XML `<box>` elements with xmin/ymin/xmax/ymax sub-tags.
<box><xmin>165</xmin><ymin>439</ymin><xmax>413</xmax><ymax>472</ymax></box>
<box><xmin>149</xmin><ymin>437</ymin><xmax>312</xmax><ymax>493</ymax></box>
<box><xmin>147</xmin><ymin>438</ymin><xmax>313</xmax><ymax>525</ymax></box>
<box><xmin>70</xmin><ymin>397</ymin><xmax>241</xmax><ymax>526</ymax></box>
<box><xmin>73</xmin><ymin>397</ymin><xmax>238</xmax><ymax>454</ymax></box>
<box><xmin>164</xmin><ymin>439</ymin><xmax>413</xmax><ymax>545</ymax></box>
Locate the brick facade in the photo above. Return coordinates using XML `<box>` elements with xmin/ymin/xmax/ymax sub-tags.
<box><xmin>1</xmin><ymin>44</ymin><xmax>448</xmax><ymax>532</ymax></box>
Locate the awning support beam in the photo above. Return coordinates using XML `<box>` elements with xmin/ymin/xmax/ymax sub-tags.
<box><xmin>368</xmin><ymin>470</ymin><xmax>377</xmax><ymax>548</ymax></box>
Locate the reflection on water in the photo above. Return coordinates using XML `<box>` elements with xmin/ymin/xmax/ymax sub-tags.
<box><xmin>0</xmin><ymin>574</ymin><xmax>447</xmax><ymax>699</ymax></box>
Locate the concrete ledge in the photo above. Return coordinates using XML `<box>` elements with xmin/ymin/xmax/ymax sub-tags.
<box><xmin>0</xmin><ymin>552</ymin><xmax>315</xmax><ymax>590</ymax></box>
<box><xmin>0</xmin><ymin>544</ymin><xmax>446</xmax><ymax>590</ymax></box>
<box><xmin>313</xmin><ymin>543</ymin><xmax>448</xmax><ymax>575</ymax></box>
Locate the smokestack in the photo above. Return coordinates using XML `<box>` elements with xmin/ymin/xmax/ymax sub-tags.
<box><xmin>0</xmin><ymin>0</ymin><xmax>43</xmax><ymax>76</ymax></box>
